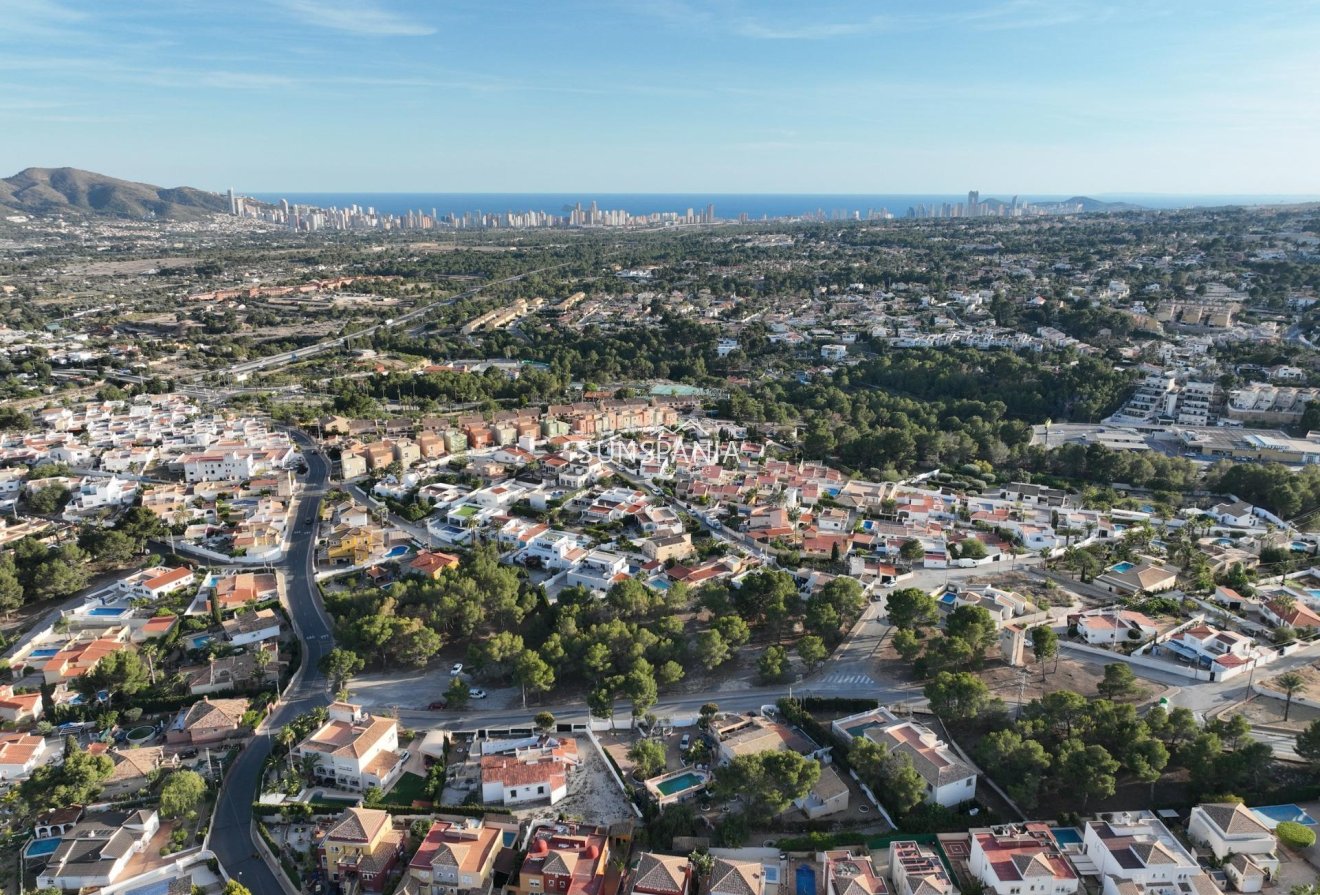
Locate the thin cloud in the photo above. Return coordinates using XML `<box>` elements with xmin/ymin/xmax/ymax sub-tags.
<box><xmin>279</xmin><ymin>0</ymin><xmax>435</xmax><ymax>36</ymax></box>
<box><xmin>732</xmin><ymin>15</ymin><xmax>892</xmax><ymax>40</ymax></box>
<box><xmin>0</xmin><ymin>0</ymin><xmax>88</xmax><ymax>40</ymax></box>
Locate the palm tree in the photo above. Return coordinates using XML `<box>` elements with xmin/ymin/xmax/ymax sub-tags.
<box><xmin>1277</xmin><ymin>671</ymin><xmax>1306</xmax><ymax>721</ymax></box>
<box><xmin>140</xmin><ymin>642</ymin><xmax>162</xmax><ymax>686</ymax></box>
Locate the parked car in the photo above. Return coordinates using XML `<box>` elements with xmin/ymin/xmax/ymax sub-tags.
<box><xmin>450</xmin><ymin>662</ymin><xmax>464</xmax><ymax>676</ymax></box>
<box><xmin>469</xmin><ymin>688</ymin><xmax>487</xmax><ymax>699</ymax></box>
<box><xmin>427</xmin><ymin>701</ymin><xmax>448</xmax><ymax>711</ymax></box>
<box><xmin>680</xmin><ymin>734</ymin><xmax>691</xmax><ymax>750</ymax></box>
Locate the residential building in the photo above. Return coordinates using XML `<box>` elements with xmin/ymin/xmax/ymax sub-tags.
<box><xmin>166</xmin><ymin>696</ymin><xmax>250</xmax><ymax>746</ymax></box>
<box><xmin>832</xmin><ymin>708</ymin><xmax>976</xmax><ymax>807</ymax></box>
<box><xmin>640</xmin><ymin>534</ymin><xmax>693</xmax><ymax>563</ymax></box>
<box><xmin>294</xmin><ymin>701</ymin><xmax>404</xmax><ymax>792</ymax></box>
<box><xmin>211</xmin><ymin>571</ymin><xmax>279</xmax><ymax>611</ymax></box>
<box><xmin>39</xmin><ymin>629</ymin><xmax>131</xmax><ymax>685</ymax></box>
<box><xmin>794</xmin><ymin>764</ymin><xmax>849</xmax><ymax>819</ymax></box>
<box><xmin>968</xmin><ymin>824</ymin><xmax>1079</xmax><ymax>895</ymax></box>
<box><xmin>403</xmin><ymin>817</ymin><xmax>503</xmax><ymax>895</ymax></box>
<box><xmin>0</xmin><ymin>684</ymin><xmax>43</xmax><ymax>725</ymax></box>
<box><xmin>1081</xmin><ymin>811</ymin><xmax>1219</xmax><ymax>895</ymax></box>
<box><xmin>564</xmin><ymin>550</ymin><xmax>631</xmax><ymax>593</ymax></box>
<box><xmin>1261</xmin><ymin>596</ymin><xmax>1320</xmax><ymax>630</ymax></box>
<box><xmin>823</xmin><ymin>851</ymin><xmax>886</xmax><ymax>895</ymax></box>
<box><xmin>319</xmin><ymin>807</ymin><xmax>406</xmax><ymax>895</ymax></box>
<box><xmin>507</xmin><ymin>822</ymin><xmax>611</xmax><ymax>895</ymax></box>
<box><xmin>409</xmin><ymin>550</ymin><xmax>462</xmax><ymax>580</ymax></box>
<box><xmin>35</xmin><ymin>810</ymin><xmax>161</xmax><ymax>892</ymax></box>
<box><xmin>1186</xmin><ymin>803</ymin><xmax>1278</xmax><ymax>876</ymax></box>
<box><xmin>706</xmin><ymin>858</ymin><xmax>766</xmax><ymax>895</ymax></box>
<box><xmin>1096</xmin><ymin>560</ymin><xmax>1179</xmax><ymax>595</ymax></box>
<box><xmin>0</xmin><ymin>733</ymin><xmax>47</xmax><ymax>781</ymax></box>
<box><xmin>182</xmin><ymin>644</ymin><xmax>276</xmax><ymax>695</ymax></box>
<box><xmin>713</xmin><ymin>715</ymin><xmax>822</xmax><ymax>765</ymax></box>
<box><xmin>1157</xmin><ymin>624</ymin><xmax>1258</xmax><ymax>679</ymax></box>
<box><xmin>1209</xmin><ymin>501</ymin><xmax>1258</xmax><ymax>528</ymax></box>
<box><xmin>480</xmin><ymin>737</ymin><xmax>580</xmax><ymax>806</ymax></box>
<box><xmin>889</xmin><ymin>841</ymin><xmax>957</xmax><ymax>895</ymax></box>
<box><xmin>631</xmin><ymin>853</ymin><xmax>691</xmax><ymax>895</ymax></box>
<box><xmin>1071</xmin><ymin>608</ymin><xmax>1159</xmax><ymax>645</ymax></box>
<box><xmin>221</xmin><ymin>607</ymin><xmax>282</xmax><ymax>645</ymax></box>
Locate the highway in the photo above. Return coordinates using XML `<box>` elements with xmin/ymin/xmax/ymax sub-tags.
<box><xmin>208</xmin><ymin>429</ymin><xmax>335</xmax><ymax>894</ymax></box>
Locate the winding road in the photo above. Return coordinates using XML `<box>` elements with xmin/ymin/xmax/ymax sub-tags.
<box><xmin>209</xmin><ymin>430</ymin><xmax>334</xmax><ymax>894</ymax></box>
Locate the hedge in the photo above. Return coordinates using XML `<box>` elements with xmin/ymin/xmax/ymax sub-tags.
<box><xmin>1276</xmin><ymin>820</ymin><xmax>1316</xmax><ymax>850</ymax></box>
<box><xmin>799</xmin><ymin>696</ymin><xmax>879</xmax><ymax>713</ymax></box>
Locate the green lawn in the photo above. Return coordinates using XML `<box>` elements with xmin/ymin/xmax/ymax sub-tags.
<box><xmin>381</xmin><ymin>772</ymin><xmax>431</xmax><ymax>807</ymax></box>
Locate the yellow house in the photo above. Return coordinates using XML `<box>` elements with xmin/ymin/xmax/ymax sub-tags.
<box><xmin>319</xmin><ymin>807</ymin><xmax>405</xmax><ymax>893</ymax></box>
<box><xmin>326</xmin><ymin>525</ymin><xmax>382</xmax><ymax>566</ymax></box>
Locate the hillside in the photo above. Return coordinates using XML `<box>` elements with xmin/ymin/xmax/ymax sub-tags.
<box><xmin>1058</xmin><ymin>195</ymin><xmax>1144</xmax><ymax>213</ymax></box>
<box><xmin>0</xmin><ymin>167</ymin><xmax>229</xmax><ymax>220</ymax></box>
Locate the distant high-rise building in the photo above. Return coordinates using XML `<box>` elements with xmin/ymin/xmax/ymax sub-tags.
<box><xmin>967</xmin><ymin>190</ymin><xmax>979</xmax><ymax>217</ymax></box>
<box><xmin>705</xmin><ymin>203</ymin><xmax>715</xmax><ymax>223</ymax></box>
<box><xmin>228</xmin><ymin>188</ymin><xmax>237</xmax><ymax>215</ymax></box>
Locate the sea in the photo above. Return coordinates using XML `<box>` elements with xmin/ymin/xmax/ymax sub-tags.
<box><xmin>248</xmin><ymin>192</ymin><xmax>1320</xmax><ymax>221</ymax></box>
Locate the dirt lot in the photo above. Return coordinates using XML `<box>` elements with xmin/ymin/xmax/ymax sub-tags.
<box><xmin>517</xmin><ymin>735</ymin><xmax>637</xmax><ymax>827</ymax></box>
<box><xmin>1258</xmin><ymin>661</ymin><xmax>1320</xmax><ymax>704</ymax></box>
<box><xmin>965</xmin><ymin>570</ymin><xmax>1080</xmax><ymax>609</ymax></box>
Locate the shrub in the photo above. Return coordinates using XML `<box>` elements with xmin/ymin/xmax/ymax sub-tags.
<box><xmin>1276</xmin><ymin>820</ymin><xmax>1316</xmax><ymax>849</ymax></box>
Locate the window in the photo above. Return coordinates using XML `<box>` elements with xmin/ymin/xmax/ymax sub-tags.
<box><xmin>538</xmin><ymin>785</ymin><xmax>546</xmax><ymax>794</ymax></box>
<box><xmin>966</xmin><ymin>778</ymin><xmax>973</xmax><ymax>786</ymax></box>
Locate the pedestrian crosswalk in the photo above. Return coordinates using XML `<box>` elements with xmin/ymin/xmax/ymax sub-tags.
<box><xmin>819</xmin><ymin>672</ymin><xmax>875</xmax><ymax>687</ymax></box>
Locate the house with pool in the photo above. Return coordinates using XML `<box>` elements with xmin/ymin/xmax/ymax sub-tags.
<box><xmin>1095</xmin><ymin>559</ymin><xmax>1179</xmax><ymax>596</ymax></box>
<box><xmin>1187</xmin><ymin>802</ymin><xmax>1278</xmax><ymax>887</ymax></box>
<box><xmin>643</xmin><ymin>767</ymin><xmax>710</xmax><ymax>807</ymax></box>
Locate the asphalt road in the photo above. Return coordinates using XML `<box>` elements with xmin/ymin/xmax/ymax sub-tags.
<box><xmin>208</xmin><ymin>429</ymin><xmax>335</xmax><ymax>892</ymax></box>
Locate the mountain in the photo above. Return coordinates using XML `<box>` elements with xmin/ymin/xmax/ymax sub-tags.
<box><xmin>0</xmin><ymin>167</ymin><xmax>230</xmax><ymax>220</ymax></box>
<box><xmin>980</xmin><ymin>195</ymin><xmax>1144</xmax><ymax>214</ymax></box>
<box><xmin>1057</xmin><ymin>195</ymin><xmax>1144</xmax><ymax>213</ymax></box>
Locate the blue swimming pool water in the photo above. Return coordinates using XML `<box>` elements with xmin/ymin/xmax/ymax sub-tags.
<box><xmin>28</xmin><ymin>648</ymin><xmax>58</xmax><ymax>659</ymax></box>
<box><xmin>1050</xmin><ymin>827</ymin><xmax>1084</xmax><ymax>845</ymax></box>
<box><xmin>1214</xmin><ymin>537</ymin><xmax>1233</xmax><ymax>546</ymax></box>
<box><xmin>1253</xmin><ymin>804</ymin><xmax>1318</xmax><ymax>826</ymax></box>
<box><xmin>1110</xmin><ymin>561</ymin><xmax>1135</xmax><ymax>573</ymax></box>
<box><xmin>1293</xmin><ymin>542</ymin><xmax>1312</xmax><ymax>552</ymax></box>
<box><xmin>1307</xmin><ymin>590</ymin><xmax>1320</xmax><ymax>601</ymax></box>
<box><xmin>88</xmin><ymin>606</ymin><xmax>128</xmax><ymax>617</ymax></box>
<box><xmin>384</xmin><ymin>545</ymin><xmax>409</xmax><ymax>558</ymax></box>
<box><xmin>25</xmin><ymin>837</ymin><xmax>61</xmax><ymax>858</ymax></box>
<box><xmin>190</xmin><ymin>635</ymin><xmax>213</xmax><ymax>650</ymax></box>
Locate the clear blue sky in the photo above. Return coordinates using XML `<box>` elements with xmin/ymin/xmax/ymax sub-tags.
<box><xmin>3</xmin><ymin>0</ymin><xmax>1319</xmax><ymax>195</ymax></box>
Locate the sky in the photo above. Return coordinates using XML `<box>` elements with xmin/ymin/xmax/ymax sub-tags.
<box><xmin>3</xmin><ymin>0</ymin><xmax>1320</xmax><ymax>195</ymax></box>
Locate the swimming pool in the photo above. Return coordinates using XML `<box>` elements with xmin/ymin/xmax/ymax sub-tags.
<box><xmin>654</xmin><ymin>771</ymin><xmax>705</xmax><ymax>796</ymax></box>
<box><xmin>1252</xmin><ymin>804</ymin><xmax>1318</xmax><ymax>827</ymax></box>
<box><xmin>1050</xmin><ymin>827</ymin><xmax>1084</xmax><ymax>846</ymax></box>
<box><xmin>189</xmin><ymin>634</ymin><xmax>214</xmax><ymax>650</ymax></box>
<box><xmin>1293</xmin><ymin>542</ymin><xmax>1312</xmax><ymax>552</ymax></box>
<box><xmin>1307</xmin><ymin>590</ymin><xmax>1320</xmax><ymax>602</ymax></box>
<box><xmin>24</xmin><ymin>837</ymin><xmax>61</xmax><ymax>858</ymax></box>
<box><xmin>1109</xmin><ymin>561</ymin><xmax>1135</xmax><ymax>573</ymax></box>
<box><xmin>28</xmin><ymin>648</ymin><xmax>59</xmax><ymax>659</ymax></box>
<box><xmin>384</xmin><ymin>545</ymin><xmax>409</xmax><ymax>559</ymax></box>
<box><xmin>88</xmin><ymin>606</ymin><xmax>128</xmax><ymax>617</ymax></box>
